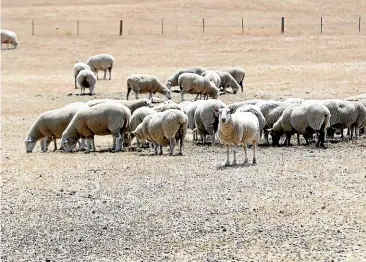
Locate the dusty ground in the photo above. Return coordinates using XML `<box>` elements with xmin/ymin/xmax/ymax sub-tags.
<box><xmin>1</xmin><ymin>0</ymin><xmax>366</xmax><ymax>261</ymax></box>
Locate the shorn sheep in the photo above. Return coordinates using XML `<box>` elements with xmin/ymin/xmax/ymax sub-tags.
<box><xmin>25</xmin><ymin>102</ymin><xmax>88</xmax><ymax>153</ymax></box>
<box><xmin>214</xmin><ymin>107</ymin><xmax>260</xmax><ymax>166</ymax></box>
<box><xmin>76</xmin><ymin>69</ymin><xmax>97</xmax><ymax>95</ymax></box>
<box><xmin>74</xmin><ymin>62</ymin><xmax>91</xmax><ymax>89</ymax></box>
<box><xmin>165</xmin><ymin>66</ymin><xmax>207</xmax><ymax>90</ymax></box>
<box><xmin>132</xmin><ymin>109</ymin><xmax>188</xmax><ymax>155</ymax></box>
<box><xmin>127</xmin><ymin>74</ymin><xmax>172</xmax><ymax>102</ymax></box>
<box><xmin>178</xmin><ymin>72</ymin><xmax>219</xmax><ymax>102</ymax></box>
<box><xmin>61</xmin><ymin>102</ymin><xmax>131</xmax><ymax>153</ymax></box>
<box><xmin>86</xmin><ymin>54</ymin><xmax>114</xmax><ymax>80</ymax></box>
<box><xmin>1</xmin><ymin>29</ymin><xmax>19</xmax><ymax>49</ymax></box>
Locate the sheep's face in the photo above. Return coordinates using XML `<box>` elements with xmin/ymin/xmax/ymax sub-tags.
<box><xmin>61</xmin><ymin>137</ymin><xmax>77</xmax><ymax>152</ymax></box>
<box><xmin>165</xmin><ymin>81</ymin><xmax>172</xmax><ymax>90</ymax></box>
<box><xmin>24</xmin><ymin>137</ymin><xmax>37</xmax><ymax>153</ymax></box>
<box><xmin>269</xmin><ymin>129</ymin><xmax>282</xmax><ymax>147</ymax></box>
<box><xmin>165</xmin><ymin>89</ymin><xmax>172</xmax><ymax>100</ymax></box>
<box><xmin>213</xmin><ymin>108</ymin><xmax>231</xmax><ymax>124</ymax></box>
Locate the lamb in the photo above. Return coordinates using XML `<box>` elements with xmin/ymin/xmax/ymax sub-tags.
<box><xmin>61</xmin><ymin>102</ymin><xmax>131</xmax><ymax>153</ymax></box>
<box><xmin>165</xmin><ymin>66</ymin><xmax>207</xmax><ymax>89</ymax></box>
<box><xmin>214</xmin><ymin>107</ymin><xmax>260</xmax><ymax>166</ymax></box>
<box><xmin>270</xmin><ymin>103</ymin><xmax>330</xmax><ymax>147</ymax></box>
<box><xmin>86</xmin><ymin>54</ymin><xmax>114</xmax><ymax>80</ymax></box>
<box><xmin>76</xmin><ymin>69</ymin><xmax>97</xmax><ymax>95</ymax></box>
<box><xmin>129</xmin><ymin>107</ymin><xmax>158</xmax><ymax>147</ymax></box>
<box><xmin>131</xmin><ymin>109</ymin><xmax>188</xmax><ymax>155</ymax></box>
<box><xmin>216</xmin><ymin>71</ymin><xmax>241</xmax><ymax>94</ymax></box>
<box><xmin>126</xmin><ymin>74</ymin><xmax>172</xmax><ymax>102</ymax></box>
<box><xmin>194</xmin><ymin>99</ymin><xmax>226</xmax><ymax>145</ymax></box>
<box><xmin>24</xmin><ymin>103</ymin><xmax>89</xmax><ymax>153</ymax></box>
<box><xmin>1</xmin><ymin>29</ymin><xmax>19</xmax><ymax>49</ymax></box>
<box><xmin>178</xmin><ymin>72</ymin><xmax>219</xmax><ymax>102</ymax></box>
<box><xmin>73</xmin><ymin>62</ymin><xmax>91</xmax><ymax>89</ymax></box>
<box><xmin>86</xmin><ymin>98</ymin><xmax>152</xmax><ymax>114</ymax></box>
<box><xmin>220</xmin><ymin>67</ymin><xmax>245</xmax><ymax>92</ymax></box>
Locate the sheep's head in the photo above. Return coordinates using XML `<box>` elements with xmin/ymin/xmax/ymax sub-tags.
<box><xmin>131</xmin><ymin>125</ymin><xmax>146</xmax><ymax>143</ymax></box>
<box><xmin>213</xmin><ymin>107</ymin><xmax>232</xmax><ymax>124</ymax></box>
<box><xmin>164</xmin><ymin>89</ymin><xmax>172</xmax><ymax>100</ymax></box>
<box><xmin>61</xmin><ymin>137</ymin><xmax>77</xmax><ymax>152</ymax></box>
<box><xmin>13</xmin><ymin>39</ymin><xmax>19</xmax><ymax>48</ymax></box>
<box><xmin>232</xmin><ymin>82</ymin><xmax>240</xmax><ymax>95</ymax></box>
<box><xmin>24</xmin><ymin>137</ymin><xmax>37</xmax><ymax>153</ymax></box>
<box><xmin>165</xmin><ymin>80</ymin><xmax>172</xmax><ymax>90</ymax></box>
<box><xmin>267</xmin><ymin>128</ymin><xmax>282</xmax><ymax>147</ymax></box>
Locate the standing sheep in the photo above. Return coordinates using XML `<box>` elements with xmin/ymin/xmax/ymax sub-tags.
<box><xmin>1</xmin><ymin>30</ymin><xmax>19</xmax><ymax>49</ymax></box>
<box><xmin>86</xmin><ymin>54</ymin><xmax>114</xmax><ymax>80</ymax></box>
<box><xmin>127</xmin><ymin>74</ymin><xmax>171</xmax><ymax>102</ymax></box>
<box><xmin>165</xmin><ymin>66</ymin><xmax>207</xmax><ymax>90</ymax></box>
<box><xmin>214</xmin><ymin>107</ymin><xmax>260</xmax><ymax>166</ymax></box>
<box><xmin>178</xmin><ymin>73</ymin><xmax>219</xmax><ymax>102</ymax></box>
<box><xmin>129</xmin><ymin>107</ymin><xmax>158</xmax><ymax>147</ymax></box>
<box><xmin>76</xmin><ymin>69</ymin><xmax>97</xmax><ymax>95</ymax></box>
<box><xmin>61</xmin><ymin>102</ymin><xmax>131</xmax><ymax>153</ymax></box>
<box><xmin>86</xmin><ymin>98</ymin><xmax>152</xmax><ymax>114</ymax></box>
<box><xmin>74</xmin><ymin>62</ymin><xmax>91</xmax><ymax>89</ymax></box>
<box><xmin>216</xmin><ymin>71</ymin><xmax>241</xmax><ymax>94</ymax></box>
<box><xmin>236</xmin><ymin>105</ymin><xmax>266</xmax><ymax>131</ymax></box>
<box><xmin>220</xmin><ymin>67</ymin><xmax>245</xmax><ymax>92</ymax></box>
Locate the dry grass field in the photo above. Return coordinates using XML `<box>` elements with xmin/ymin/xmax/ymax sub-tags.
<box><xmin>1</xmin><ymin>0</ymin><xmax>366</xmax><ymax>261</ymax></box>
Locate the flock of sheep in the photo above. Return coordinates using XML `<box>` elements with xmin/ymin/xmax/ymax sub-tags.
<box><xmin>24</xmin><ymin>56</ymin><xmax>366</xmax><ymax>165</ymax></box>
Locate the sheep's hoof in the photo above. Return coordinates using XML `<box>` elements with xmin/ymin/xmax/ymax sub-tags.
<box><xmin>224</xmin><ymin>162</ymin><xmax>230</xmax><ymax>167</ymax></box>
<box><xmin>177</xmin><ymin>152</ymin><xmax>184</xmax><ymax>156</ymax></box>
<box><xmin>244</xmin><ymin>159</ymin><xmax>249</xmax><ymax>164</ymax></box>
<box><xmin>232</xmin><ymin>161</ymin><xmax>237</xmax><ymax>166</ymax></box>
<box><xmin>252</xmin><ymin>159</ymin><xmax>257</xmax><ymax>165</ymax></box>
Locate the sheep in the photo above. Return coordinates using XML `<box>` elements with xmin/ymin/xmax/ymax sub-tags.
<box><xmin>1</xmin><ymin>29</ymin><xmax>19</xmax><ymax>49</ymax></box>
<box><xmin>152</xmin><ymin>100</ymin><xmax>183</xmax><ymax>112</ymax></box>
<box><xmin>165</xmin><ymin>66</ymin><xmax>207</xmax><ymax>89</ymax></box>
<box><xmin>74</xmin><ymin>62</ymin><xmax>91</xmax><ymax>89</ymax></box>
<box><xmin>129</xmin><ymin>107</ymin><xmax>158</xmax><ymax>147</ymax></box>
<box><xmin>201</xmin><ymin>70</ymin><xmax>221</xmax><ymax>90</ymax></box>
<box><xmin>131</xmin><ymin>109</ymin><xmax>188</xmax><ymax>155</ymax></box>
<box><xmin>178</xmin><ymin>101</ymin><xmax>193</xmax><ymax>114</ymax></box>
<box><xmin>184</xmin><ymin>100</ymin><xmax>205</xmax><ymax>142</ymax></box>
<box><xmin>220</xmin><ymin>67</ymin><xmax>245</xmax><ymax>92</ymax></box>
<box><xmin>86</xmin><ymin>54</ymin><xmax>114</xmax><ymax>80</ymax></box>
<box><xmin>216</xmin><ymin>71</ymin><xmax>241</xmax><ymax>94</ymax></box>
<box><xmin>86</xmin><ymin>98</ymin><xmax>152</xmax><ymax>114</ymax></box>
<box><xmin>61</xmin><ymin>102</ymin><xmax>131</xmax><ymax>153</ymax></box>
<box><xmin>178</xmin><ymin>73</ymin><xmax>219</xmax><ymax>102</ymax></box>
<box><xmin>283</xmin><ymin>98</ymin><xmax>305</xmax><ymax>105</ymax></box>
<box><xmin>236</xmin><ymin>105</ymin><xmax>266</xmax><ymax>131</ymax></box>
<box><xmin>76</xmin><ymin>69</ymin><xmax>97</xmax><ymax>95</ymax></box>
<box><xmin>24</xmin><ymin>103</ymin><xmax>89</xmax><ymax>153</ymax></box>
<box><xmin>194</xmin><ymin>99</ymin><xmax>227</xmax><ymax>145</ymax></box>
<box><xmin>228</xmin><ymin>99</ymin><xmax>265</xmax><ymax>112</ymax></box>
<box><xmin>126</xmin><ymin>74</ymin><xmax>171</xmax><ymax>102</ymax></box>
<box><xmin>270</xmin><ymin>103</ymin><xmax>330</xmax><ymax>147</ymax></box>
<box><xmin>214</xmin><ymin>107</ymin><xmax>260</xmax><ymax>166</ymax></box>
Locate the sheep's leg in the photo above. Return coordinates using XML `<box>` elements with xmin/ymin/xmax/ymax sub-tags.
<box><xmin>86</xmin><ymin>139</ymin><xmax>91</xmax><ymax>153</ymax></box>
<box><xmin>297</xmin><ymin>133</ymin><xmax>301</xmax><ymax>145</ymax></box>
<box><xmin>232</xmin><ymin>147</ymin><xmax>237</xmax><ymax>165</ymax></box>
<box><xmin>159</xmin><ymin>145</ymin><xmax>163</xmax><ymax>155</ymax></box>
<box><xmin>53</xmin><ymin>137</ymin><xmax>57</xmax><ymax>151</ymax></box>
<box><xmin>96</xmin><ymin>71</ymin><xmax>99</xmax><ymax>80</ymax></box>
<box><xmin>169</xmin><ymin>138</ymin><xmax>175</xmax><ymax>156</ymax></box>
<box><xmin>243</xmin><ymin>143</ymin><xmax>248</xmax><ymax>164</ymax></box>
<box><xmin>178</xmin><ymin>137</ymin><xmax>184</xmax><ymax>155</ymax></box>
<box><xmin>224</xmin><ymin>144</ymin><xmax>230</xmax><ymax>166</ymax></box>
<box><xmin>211</xmin><ymin>133</ymin><xmax>216</xmax><ymax>145</ymax></box>
<box><xmin>153</xmin><ymin>142</ymin><xmax>158</xmax><ymax>155</ymax></box>
<box><xmin>136</xmin><ymin>138</ymin><xmax>141</xmax><ymax>148</ymax></box>
<box><xmin>135</xmin><ymin>92</ymin><xmax>139</xmax><ymax>100</ymax></box>
<box><xmin>355</xmin><ymin>126</ymin><xmax>359</xmax><ymax>139</ymax></box>
<box><xmin>91</xmin><ymin>138</ymin><xmax>96</xmax><ymax>152</ymax></box>
<box><xmin>108</xmin><ymin>66</ymin><xmax>112</xmax><ymax>80</ymax></box>
<box><xmin>41</xmin><ymin>138</ymin><xmax>48</xmax><ymax>152</ymax></box>
<box><xmin>180</xmin><ymin>92</ymin><xmax>185</xmax><ymax>102</ymax></box>
<box><xmin>115</xmin><ymin>135</ymin><xmax>122</xmax><ymax>152</ymax></box>
<box><xmin>252</xmin><ymin>141</ymin><xmax>257</xmax><ymax>164</ymax></box>
<box><xmin>75</xmin><ymin>77</ymin><xmax>77</xmax><ymax>89</ymax></box>
<box><xmin>78</xmin><ymin>139</ymin><xmax>86</xmax><ymax>151</ymax></box>
<box><xmin>194</xmin><ymin>93</ymin><xmax>200</xmax><ymax>101</ymax></box>
<box><xmin>264</xmin><ymin>130</ymin><xmax>269</xmax><ymax>145</ymax></box>
<box><xmin>148</xmin><ymin>92</ymin><xmax>153</xmax><ymax>102</ymax></box>
<box><xmin>103</xmin><ymin>70</ymin><xmax>107</xmax><ymax>80</ymax></box>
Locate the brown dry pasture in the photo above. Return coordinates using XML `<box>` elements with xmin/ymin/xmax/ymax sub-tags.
<box><xmin>1</xmin><ymin>0</ymin><xmax>366</xmax><ymax>261</ymax></box>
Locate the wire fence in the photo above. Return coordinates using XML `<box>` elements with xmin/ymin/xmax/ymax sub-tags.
<box><xmin>1</xmin><ymin>16</ymin><xmax>364</xmax><ymax>37</ymax></box>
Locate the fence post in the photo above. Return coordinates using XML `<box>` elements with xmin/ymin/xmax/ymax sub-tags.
<box><xmin>281</xmin><ymin>17</ymin><xmax>284</xmax><ymax>34</ymax></box>
<box><xmin>203</xmin><ymin>18</ymin><xmax>205</xmax><ymax>33</ymax></box>
<box><xmin>161</xmin><ymin>19</ymin><xmax>164</xmax><ymax>36</ymax></box>
<box><xmin>77</xmin><ymin>19</ymin><xmax>79</xmax><ymax>36</ymax></box>
<box><xmin>119</xmin><ymin>20</ymin><xmax>123</xmax><ymax>36</ymax></box>
<box><xmin>359</xmin><ymin>16</ymin><xmax>361</xmax><ymax>32</ymax></box>
<box><xmin>242</xmin><ymin>17</ymin><xmax>244</xmax><ymax>34</ymax></box>
<box><xmin>32</xmin><ymin>19</ymin><xmax>34</xmax><ymax>35</ymax></box>
<box><xmin>321</xmin><ymin>17</ymin><xmax>323</xmax><ymax>34</ymax></box>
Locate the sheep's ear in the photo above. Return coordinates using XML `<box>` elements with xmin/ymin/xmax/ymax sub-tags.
<box><xmin>229</xmin><ymin>108</ymin><xmax>235</xmax><ymax>114</ymax></box>
<box><xmin>213</xmin><ymin>108</ymin><xmax>219</xmax><ymax>116</ymax></box>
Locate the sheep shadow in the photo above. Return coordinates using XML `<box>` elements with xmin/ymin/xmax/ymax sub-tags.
<box><xmin>216</xmin><ymin>162</ymin><xmax>254</xmax><ymax>170</ymax></box>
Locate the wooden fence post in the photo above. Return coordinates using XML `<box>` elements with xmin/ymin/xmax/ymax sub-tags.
<box><xmin>32</xmin><ymin>19</ymin><xmax>35</xmax><ymax>35</ymax></box>
<box><xmin>161</xmin><ymin>19</ymin><xmax>164</xmax><ymax>36</ymax></box>
<box><xmin>242</xmin><ymin>17</ymin><xmax>244</xmax><ymax>34</ymax></box>
<box><xmin>119</xmin><ymin>20</ymin><xmax>123</xmax><ymax>36</ymax></box>
<box><xmin>77</xmin><ymin>20</ymin><xmax>79</xmax><ymax>36</ymax></box>
<box><xmin>203</xmin><ymin>18</ymin><xmax>205</xmax><ymax>33</ymax></box>
<box><xmin>281</xmin><ymin>17</ymin><xmax>284</xmax><ymax>34</ymax></box>
<box><xmin>321</xmin><ymin>17</ymin><xmax>323</xmax><ymax>34</ymax></box>
<box><xmin>359</xmin><ymin>16</ymin><xmax>361</xmax><ymax>32</ymax></box>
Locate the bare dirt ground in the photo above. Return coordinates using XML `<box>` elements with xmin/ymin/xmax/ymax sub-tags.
<box><xmin>1</xmin><ymin>0</ymin><xmax>366</xmax><ymax>261</ymax></box>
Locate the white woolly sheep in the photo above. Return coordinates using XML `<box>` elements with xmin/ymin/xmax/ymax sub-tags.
<box><xmin>130</xmin><ymin>107</ymin><xmax>158</xmax><ymax>147</ymax></box>
<box><xmin>61</xmin><ymin>102</ymin><xmax>131</xmax><ymax>153</ymax></box>
<box><xmin>178</xmin><ymin>72</ymin><xmax>219</xmax><ymax>102</ymax></box>
<box><xmin>270</xmin><ymin>103</ymin><xmax>330</xmax><ymax>147</ymax></box>
<box><xmin>214</xmin><ymin>107</ymin><xmax>260</xmax><ymax>166</ymax></box>
<box><xmin>86</xmin><ymin>98</ymin><xmax>152</xmax><ymax>114</ymax></box>
<box><xmin>216</xmin><ymin>71</ymin><xmax>241</xmax><ymax>94</ymax></box>
<box><xmin>76</xmin><ymin>69</ymin><xmax>97</xmax><ymax>95</ymax></box>
<box><xmin>131</xmin><ymin>109</ymin><xmax>188</xmax><ymax>155</ymax></box>
<box><xmin>24</xmin><ymin>103</ymin><xmax>89</xmax><ymax>153</ymax></box>
<box><xmin>86</xmin><ymin>54</ymin><xmax>114</xmax><ymax>80</ymax></box>
<box><xmin>1</xmin><ymin>30</ymin><xmax>19</xmax><ymax>49</ymax></box>
<box><xmin>152</xmin><ymin>100</ymin><xmax>183</xmax><ymax>112</ymax></box>
<box><xmin>236</xmin><ymin>105</ymin><xmax>266</xmax><ymax>130</ymax></box>
<box><xmin>194</xmin><ymin>99</ymin><xmax>227</xmax><ymax>145</ymax></box>
<box><xmin>165</xmin><ymin>66</ymin><xmax>207</xmax><ymax>89</ymax></box>
<box><xmin>228</xmin><ymin>99</ymin><xmax>265</xmax><ymax>112</ymax></box>
<box><xmin>127</xmin><ymin>74</ymin><xmax>171</xmax><ymax>102</ymax></box>
<box><xmin>201</xmin><ymin>70</ymin><xmax>221</xmax><ymax>90</ymax></box>
<box><xmin>74</xmin><ymin>62</ymin><xmax>91</xmax><ymax>89</ymax></box>
<box><xmin>220</xmin><ymin>67</ymin><xmax>245</xmax><ymax>92</ymax></box>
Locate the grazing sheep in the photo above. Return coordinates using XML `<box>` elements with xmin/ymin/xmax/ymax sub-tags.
<box><xmin>86</xmin><ymin>98</ymin><xmax>152</xmax><ymax>114</ymax></box>
<box><xmin>24</xmin><ymin>103</ymin><xmax>89</xmax><ymax>153</ymax></box>
<box><xmin>194</xmin><ymin>99</ymin><xmax>227</xmax><ymax>145</ymax></box>
<box><xmin>216</xmin><ymin>71</ymin><xmax>241</xmax><ymax>94</ymax></box>
<box><xmin>130</xmin><ymin>107</ymin><xmax>158</xmax><ymax>147</ymax></box>
<box><xmin>178</xmin><ymin>72</ymin><xmax>219</xmax><ymax>102</ymax></box>
<box><xmin>184</xmin><ymin>100</ymin><xmax>205</xmax><ymax>142</ymax></box>
<box><xmin>127</xmin><ymin>74</ymin><xmax>171</xmax><ymax>102</ymax></box>
<box><xmin>86</xmin><ymin>54</ymin><xmax>114</xmax><ymax>80</ymax></box>
<box><xmin>220</xmin><ymin>67</ymin><xmax>245</xmax><ymax>92</ymax></box>
<box><xmin>1</xmin><ymin>29</ymin><xmax>19</xmax><ymax>49</ymax></box>
<box><xmin>201</xmin><ymin>70</ymin><xmax>221</xmax><ymax>90</ymax></box>
<box><xmin>74</xmin><ymin>62</ymin><xmax>91</xmax><ymax>89</ymax></box>
<box><xmin>76</xmin><ymin>69</ymin><xmax>97</xmax><ymax>95</ymax></box>
<box><xmin>132</xmin><ymin>109</ymin><xmax>188</xmax><ymax>155</ymax></box>
<box><xmin>165</xmin><ymin>66</ymin><xmax>207</xmax><ymax>89</ymax></box>
<box><xmin>152</xmin><ymin>100</ymin><xmax>183</xmax><ymax>112</ymax></box>
<box><xmin>61</xmin><ymin>102</ymin><xmax>131</xmax><ymax>153</ymax></box>
<box><xmin>214</xmin><ymin>107</ymin><xmax>260</xmax><ymax>166</ymax></box>
<box><xmin>270</xmin><ymin>103</ymin><xmax>330</xmax><ymax>147</ymax></box>
<box><xmin>236</xmin><ymin>105</ymin><xmax>266</xmax><ymax>130</ymax></box>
